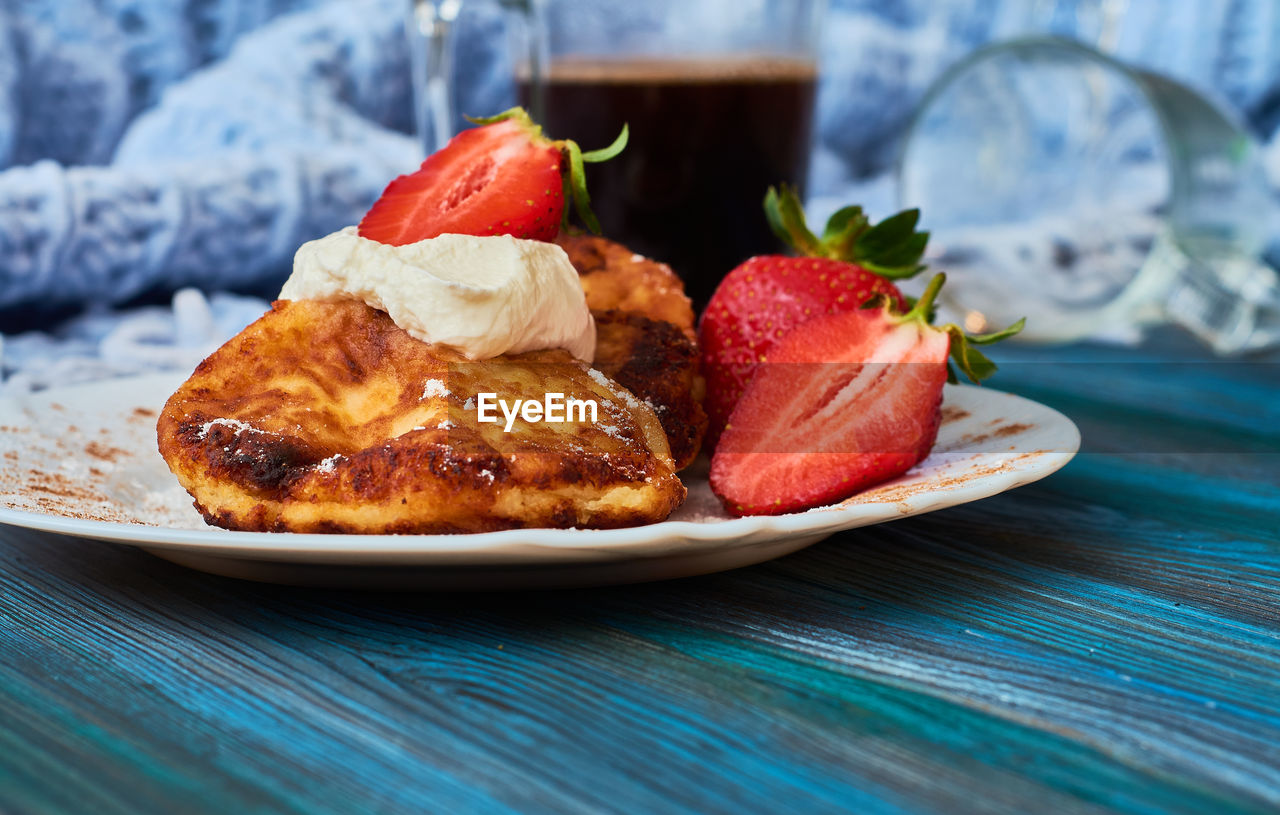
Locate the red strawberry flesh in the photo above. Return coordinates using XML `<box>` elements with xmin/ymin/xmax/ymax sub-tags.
<box><xmin>359</xmin><ymin>118</ymin><xmax>563</xmax><ymax>245</ymax></box>
<box><xmin>698</xmin><ymin>187</ymin><xmax>932</xmax><ymax>447</ymax></box>
<box><xmin>699</xmin><ymin>255</ymin><xmax>907</xmax><ymax>446</ymax></box>
<box><xmin>709</xmin><ymin>307</ymin><xmax>949</xmax><ymax>516</ymax></box>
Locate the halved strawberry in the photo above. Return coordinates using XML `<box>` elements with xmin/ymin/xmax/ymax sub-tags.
<box><xmin>699</xmin><ymin>186</ymin><xmax>929</xmax><ymax>446</ymax></box>
<box><xmin>358</xmin><ymin>107</ymin><xmax>627</xmax><ymax>245</ymax></box>
<box><xmin>709</xmin><ymin>274</ymin><xmax>1023</xmax><ymax>516</ymax></box>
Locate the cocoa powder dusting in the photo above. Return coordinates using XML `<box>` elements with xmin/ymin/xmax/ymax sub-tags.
<box><xmin>957</xmin><ymin>422</ymin><xmax>1036</xmax><ymax>448</ymax></box>
<box><xmin>84</xmin><ymin>441</ymin><xmax>128</xmax><ymax>463</ymax></box>
<box><xmin>0</xmin><ymin>438</ymin><xmax>150</xmax><ymax>525</ymax></box>
<box><xmin>839</xmin><ymin>451</ymin><xmax>1042</xmax><ymax>507</ymax></box>
<box><xmin>992</xmin><ymin>422</ymin><xmax>1033</xmax><ymax>439</ymax></box>
<box><xmin>31</xmin><ymin>494</ymin><xmax>140</xmax><ymax>524</ymax></box>
<box><xmin>0</xmin><ymin>395</ymin><xmax>202</xmax><ymax>530</ymax></box>
<box><xmin>26</xmin><ymin>471</ymin><xmax>110</xmax><ymax>503</ymax></box>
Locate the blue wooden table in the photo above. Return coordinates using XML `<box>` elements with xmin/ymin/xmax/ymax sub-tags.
<box><xmin>2</xmin><ymin>333</ymin><xmax>1277</xmax><ymax>814</ymax></box>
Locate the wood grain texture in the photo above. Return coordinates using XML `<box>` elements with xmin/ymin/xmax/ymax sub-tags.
<box><xmin>1</xmin><ymin>337</ymin><xmax>1277</xmax><ymax>815</ymax></box>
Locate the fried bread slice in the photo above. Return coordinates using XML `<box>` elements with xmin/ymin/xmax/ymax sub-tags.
<box><xmin>592</xmin><ymin>309</ymin><xmax>707</xmax><ymax>470</ymax></box>
<box><xmin>556</xmin><ymin>233</ymin><xmax>696</xmax><ymax>336</ymax></box>
<box><xmin>158</xmin><ymin>299</ymin><xmax>685</xmax><ymax>533</ymax></box>
<box><xmin>558</xmin><ymin>233</ymin><xmax>706</xmax><ymax>466</ymax></box>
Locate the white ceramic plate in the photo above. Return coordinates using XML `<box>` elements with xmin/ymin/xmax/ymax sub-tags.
<box><xmin>0</xmin><ymin>373</ymin><xmax>1078</xmax><ymax>589</ymax></box>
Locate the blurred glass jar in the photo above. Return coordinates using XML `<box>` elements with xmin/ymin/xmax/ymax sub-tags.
<box><xmin>407</xmin><ymin>0</ymin><xmax>825</xmax><ymax>309</ymax></box>
<box><xmin>898</xmin><ymin>37</ymin><xmax>1280</xmax><ymax>354</ymax></box>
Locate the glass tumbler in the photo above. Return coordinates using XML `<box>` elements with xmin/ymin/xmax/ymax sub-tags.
<box><xmin>408</xmin><ymin>0</ymin><xmax>825</xmax><ymax>310</ymax></box>
<box><xmin>898</xmin><ymin>37</ymin><xmax>1280</xmax><ymax>354</ymax></box>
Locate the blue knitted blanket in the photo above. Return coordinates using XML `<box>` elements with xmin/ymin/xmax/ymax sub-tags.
<box><xmin>1</xmin><ymin>0</ymin><xmax>1278</xmax><ymax>388</ymax></box>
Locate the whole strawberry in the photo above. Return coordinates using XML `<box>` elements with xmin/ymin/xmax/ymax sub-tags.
<box><xmin>359</xmin><ymin>107</ymin><xmax>627</xmax><ymax>245</ymax></box>
<box><xmin>710</xmin><ymin>273</ymin><xmax>1024</xmax><ymax>516</ymax></box>
<box><xmin>699</xmin><ymin>186</ymin><xmax>930</xmax><ymax>446</ymax></box>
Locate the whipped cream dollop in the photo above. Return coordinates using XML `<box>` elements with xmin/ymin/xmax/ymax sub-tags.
<box><xmin>280</xmin><ymin>227</ymin><xmax>596</xmax><ymax>361</ymax></box>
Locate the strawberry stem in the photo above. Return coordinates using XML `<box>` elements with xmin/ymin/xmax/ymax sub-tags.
<box><xmin>562</xmin><ymin>124</ymin><xmax>627</xmax><ymax>234</ymax></box>
<box><xmin>764</xmin><ymin>186</ymin><xmax>823</xmax><ymax>255</ymax></box>
<box><xmin>579</xmin><ymin>124</ymin><xmax>629</xmax><ymax>163</ymax></box>
<box><xmin>869</xmin><ymin>272</ymin><xmax>1024</xmax><ymax>385</ymax></box>
<box><xmin>904</xmin><ymin>272</ymin><xmax>946</xmax><ymax>323</ymax></box>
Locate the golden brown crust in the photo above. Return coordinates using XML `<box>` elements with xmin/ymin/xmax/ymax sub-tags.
<box><xmin>591</xmin><ymin>310</ymin><xmax>707</xmax><ymax>470</ymax></box>
<box><xmin>556</xmin><ymin>233</ymin><xmax>696</xmax><ymax>337</ymax></box>
<box><xmin>158</xmin><ymin>299</ymin><xmax>685</xmax><ymax>534</ymax></box>
<box><xmin>557</xmin><ymin>233</ymin><xmax>706</xmax><ymax>466</ymax></box>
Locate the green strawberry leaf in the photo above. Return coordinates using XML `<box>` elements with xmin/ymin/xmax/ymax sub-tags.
<box><xmin>764</xmin><ymin>186</ymin><xmax>823</xmax><ymax>256</ymax></box>
<box><xmin>967</xmin><ymin>317</ymin><xmax>1027</xmax><ymax>345</ymax></box>
<box><xmin>887</xmin><ymin>273</ymin><xmax>1024</xmax><ymax>384</ymax></box>
<box><xmin>563</xmin><ymin>140</ymin><xmax>602</xmax><ymax>234</ymax></box>
<box><xmin>856</xmin><ymin>208</ymin><xmax>920</xmax><ymax>256</ymax></box>
<box><xmin>763</xmin><ymin>187</ymin><xmax>791</xmax><ymax>246</ymax></box>
<box><xmin>464</xmin><ymin>106</ymin><xmax>530</xmax><ymax>126</ymax></box>
<box><xmin>865</xmin><ymin>231</ymin><xmax>929</xmax><ymax>269</ymax></box>
<box><xmin>464</xmin><ymin>107</ymin><xmax>544</xmax><ymax>140</ymax></box>
<box><xmin>762</xmin><ymin>186</ymin><xmax>928</xmax><ymax>282</ymax></box>
<box><xmin>564</xmin><ymin>123</ymin><xmax>628</xmax><ymax>232</ymax></box>
<box><xmin>852</xmin><ymin>210</ymin><xmax>927</xmax><ymax>279</ymax></box>
<box><xmin>821</xmin><ymin>205</ymin><xmax>866</xmax><ymax>239</ymax></box>
<box><xmin>859</xmin><ymin>260</ymin><xmax>927</xmax><ymax>281</ymax></box>
<box><xmin>580</xmin><ymin>123</ymin><xmax>629</xmax><ymax>163</ymax></box>
<box><xmin>945</xmin><ymin>325</ymin><xmax>1001</xmax><ymax>384</ymax></box>
<box><xmin>819</xmin><ymin>205</ymin><xmax>869</xmax><ymax>257</ymax></box>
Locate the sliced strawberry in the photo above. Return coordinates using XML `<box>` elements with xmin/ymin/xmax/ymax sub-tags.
<box><xmin>700</xmin><ymin>254</ymin><xmax>909</xmax><ymax>448</ymax></box>
<box><xmin>710</xmin><ymin>274</ymin><xmax>1023</xmax><ymax>516</ymax></box>
<box><xmin>358</xmin><ymin>107</ymin><xmax>627</xmax><ymax>245</ymax></box>
<box><xmin>699</xmin><ymin>186</ymin><xmax>929</xmax><ymax>446</ymax></box>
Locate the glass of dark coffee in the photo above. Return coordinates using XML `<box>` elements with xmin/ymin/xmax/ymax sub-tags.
<box><xmin>408</xmin><ymin>0</ymin><xmax>823</xmax><ymax>310</ymax></box>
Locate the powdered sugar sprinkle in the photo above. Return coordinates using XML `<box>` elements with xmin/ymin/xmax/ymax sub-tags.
<box><xmin>421</xmin><ymin>378</ymin><xmax>449</xmax><ymax>400</ymax></box>
<box><xmin>315</xmin><ymin>453</ymin><xmax>345</xmax><ymax>473</ymax></box>
<box><xmin>196</xmin><ymin>417</ymin><xmax>259</xmax><ymax>439</ymax></box>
